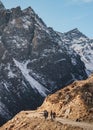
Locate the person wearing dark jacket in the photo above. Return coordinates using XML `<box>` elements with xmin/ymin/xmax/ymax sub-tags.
<box><xmin>43</xmin><ymin>110</ymin><xmax>48</xmax><ymax>119</ymax></box>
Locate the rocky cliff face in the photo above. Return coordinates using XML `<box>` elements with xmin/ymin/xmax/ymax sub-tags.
<box><xmin>0</xmin><ymin>1</ymin><xmax>90</xmax><ymax>126</ymax></box>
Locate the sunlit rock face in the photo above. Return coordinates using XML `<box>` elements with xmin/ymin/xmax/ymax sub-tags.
<box><xmin>0</xmin><ymin>1</ymin><xmax>91</xmax><ymax>126</ymax></box>
<box><xmin>39</xmin><ymin>75</ymin><xmax>93</xmax><ymax>122</ymax></box>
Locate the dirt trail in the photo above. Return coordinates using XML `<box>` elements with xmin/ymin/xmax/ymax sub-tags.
<box><xmin>56</xmin><ymin>118</ymin><xmax>93</xmax><ymax>130</ymax></box>
<box><xmin>27</xmin><ymin>111</ymin><xmax>93</xmax><ymax>130</ymax></box>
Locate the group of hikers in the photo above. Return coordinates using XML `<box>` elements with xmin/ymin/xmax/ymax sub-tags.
<box><xmin>43</xmin><ymin>110</ymin><xmax>56</xmax><ymax>120</ymax></box>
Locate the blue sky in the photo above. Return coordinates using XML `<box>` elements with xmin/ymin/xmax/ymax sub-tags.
<box><xmin>1</xmin><ymin>0</ymin><xmax>93</xmax><ymax>38</ymax></box>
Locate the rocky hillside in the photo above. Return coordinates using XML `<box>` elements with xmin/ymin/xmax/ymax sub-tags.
<box><xmin>0</xmin><ymin>111</ymin><xmax>83</xmax><ymax>130</ymax></box>
<box><xmin>38</xmin><ymin>74</ymin><xmax>93</xmax><ymax>122</ymax></box>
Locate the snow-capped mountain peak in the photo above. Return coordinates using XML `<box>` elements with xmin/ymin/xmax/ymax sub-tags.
<box><xmin>0</xmin><ymin>0</ymin><xmax>5</xmax><ymax>10</ymax></box>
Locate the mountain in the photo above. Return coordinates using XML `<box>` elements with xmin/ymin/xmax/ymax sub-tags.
<box><xmin>38</xmin><ymin>74</ymin><xmax>93</xmax><ymax>122</ymax></box>
<box><xmin>0</xmin><ymin>1</ymin><xmax>5</xmax><ymax>10</ymax></box>
<box><xmin>0</xmin><ymin>1</ymin><xmax>91</xmax><ymax>126</ymax></box>
<box><xmin>58</xmin><ymin>28</ymin><xmax>93</xmax><ymax>75</ymax></box>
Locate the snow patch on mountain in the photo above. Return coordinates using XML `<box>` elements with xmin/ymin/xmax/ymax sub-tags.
<box><xmin>71</xmin><ymin>57</ymin><xmax>77</xmax><ymax>65</ymax></box>
<box><xmin>11</xmin><ymin>35</ymin><xmax>28</xmax><ymax>48</ymax></box>
<box><xmin>13</xmin><ymin>59</ymin><xmax>49</xmax><ymax>97</ymax></box>
<box><xmin>71</xmin><ymin>40</ymin><xmax>93</xmax><ymax>75</ymax></box>
<box><xmin>22</xmin><ymin>17</ymin><xmax>31</xmax><ymax>30</ymax></box>
<box><xmin>10</xmin><ymin>19</ymin><xmax>16</xmax><ymax>25</ymax></box>
<box><xmin>7</xmin><ymin>63</ymin><xmax>16</xmax><ymax>78</ymax></box>
<box><xmin>54</xmin><ymin>58</ymin><xmax>66</xmax><ymax>64</ymax></box>
<box><xmin>2</xmin><ymin>50</ymin><xmax>7</xmax><ymax>60</ymax></box>
<box><xmin>3</xmin><ymin>83</ymin><xmax>9</xmax><ymax>92</ymax></box>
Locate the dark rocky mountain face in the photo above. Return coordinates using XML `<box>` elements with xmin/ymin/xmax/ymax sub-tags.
<box><xmin>0</xmin><ymin>3</ymin><xmax>89</xmax><ymax>126</ymax></box>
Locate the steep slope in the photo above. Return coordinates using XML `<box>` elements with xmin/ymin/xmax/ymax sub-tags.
<box><xmin>39</xmin><ymin>74</ymin><xmax>93</xmax><ymax>122</ymax></box>
<box><xmin>0</xmin><ymin>2</ymin><xmax>89</xmax><ymax>126</ymax></box>
<box><xmin>0</xmin><ymin>111</ymin><xmax>83</xmax><ymax>130</ymax></box>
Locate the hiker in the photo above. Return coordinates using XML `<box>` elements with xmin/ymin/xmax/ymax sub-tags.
<box><xmin>52</xmin><ymin>112</ymin><xmax>56</xmax><ymax>119</ymax></box>
<box><xmin>43</xmin><ymin>110</ymin><xmax>48</xmax><ymax>119</ymax></box>
<box><xmin>50</xmin><ymin>110</ymin><xmax>53</xmax><ymax>120</ymax></box>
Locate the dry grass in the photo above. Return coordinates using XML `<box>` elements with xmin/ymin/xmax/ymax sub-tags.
<box><xmin>38</xmin><ymin>74</ymin><xmax>93</xmax><ymax>122</ymax></box>
<box><xmin>0</xmin><ymin>111</ymin><xmax>83</xmax><ymax>130</ymax></box>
